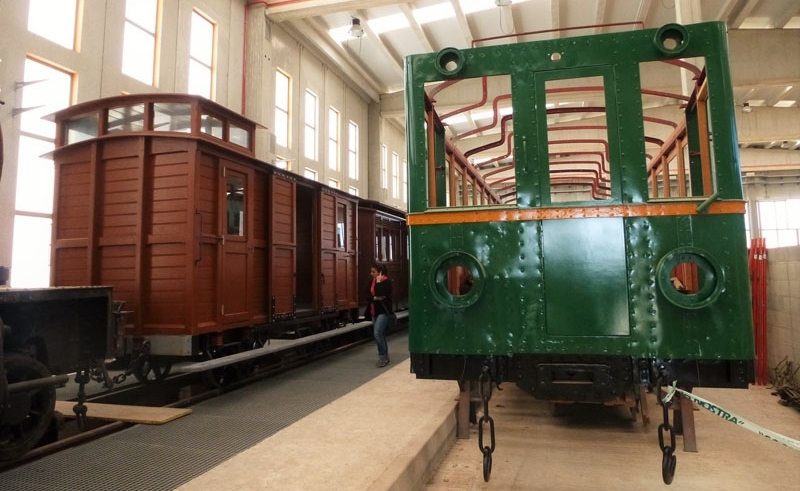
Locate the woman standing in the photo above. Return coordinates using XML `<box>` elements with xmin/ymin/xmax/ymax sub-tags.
<box><xmin>369</xmin><ymin>264</ymin><xmax>393</xmax><ymax>367</ymax></box>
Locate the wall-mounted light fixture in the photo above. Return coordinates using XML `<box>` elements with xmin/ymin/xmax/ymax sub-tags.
<box><xmin>742</xmin><ymin>101</ymin><xmax>752</xmax><ymax>114</ymax></box>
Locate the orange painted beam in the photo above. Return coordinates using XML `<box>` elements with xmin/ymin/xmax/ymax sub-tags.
<box><xmin>407</xmin><ymin>201</ymin><xmax>746</xmax><ymax>226</ymax></box>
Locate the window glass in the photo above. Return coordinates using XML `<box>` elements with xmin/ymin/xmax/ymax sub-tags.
<box><xmin>229</xmin><ymin>123</ymin><xmax>250</xmax><ymax>148</ymax></box>
<box><xmin>66</xmin><ymin>113</ymin><xmax>99</xmax><ymax>144</ymax></box>
<box><xmin>336</xmin><ymin>204</ymin><xmax>346</xmax><ymax>248</ymax></box>
<box><xmin>12</xmin><ymin>58</ymin><xmax>72</xmax><ymax>287</ymax></box>
<box><xmin>188</xmin><ymin>11</ymin><xmax>215</xmax><ymax>99</ymax></box>
<box><xmin>27</xmin><ymin>0</ymin><xmax>77</xmax><ymax>49</ymax></box>
<box><xmin>348</xmin><ymin>121</ymin><xmax>359</xmax><ymax>179</ymax></box>
<box><xmin>200</xmin><ymin>113</ymin><xmax>223</xmax><ymax>139</ymax></box>
<box><xmin>304</xmin><ymin>90</ymin><xmax>318</xmax><ymax>160</ymax></box>
<box><xmin>226</xmin><ymin>174</ymin><xmax>245</xmax><ymax>236</ymax></box>
<box><xmin>328</xmin><ymin>108</ymin><xmax>339</xmax><ymax>170</ymax></box>
<box><xmin>275</xmin><ymin>71</ymin><xmax>290</xmax><ymax>147</ymax></box>
<box><xmin>122</xmin><ymin>0</ymin><xmax>159</xmax><ymax>85</ymax></box>
<box><xmin>107</xmin><ymin>104</ymin><xmax>146</xmax><ymax>134</ymax></box>
<box><xmin>153</xmin><ymin>103</ymin><xmax>191</xmax><ymax>132</ymax></box>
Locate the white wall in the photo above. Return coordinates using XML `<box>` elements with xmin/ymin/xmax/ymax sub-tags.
<box><xmin>0</xmin><ymin>0</ymin><xmax>406</xmax><ymax>276</ymax></box>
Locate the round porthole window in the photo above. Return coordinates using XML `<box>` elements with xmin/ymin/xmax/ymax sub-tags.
<box><xmin>653</xmin><ymin>23</ymin><xmax>690</xmax><ymax>55</ymax></box>
<box><xmin>435</xmin><ymin>47</ymin><xmax>465</xmax><ymax>77</ymax></box>
<box><xmin>656</xmin><ymin>247</ymin><xmax>724</xmax><ymax>309</ymax></box>
<box><xmin>430</xmin><ymin>251</ymin><xmax>484</xmax><ymax>308</ymax></box>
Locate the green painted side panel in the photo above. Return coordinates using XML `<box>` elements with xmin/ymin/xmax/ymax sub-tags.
<box><xmin>409</xmin><ymin>214</ymin><xmax>754</xmax><ymax>360</ymax></box>
<box><xmin>542</xmin><ymin>218</ymin><xmax>629</xmax><ymax>337</ymax></box>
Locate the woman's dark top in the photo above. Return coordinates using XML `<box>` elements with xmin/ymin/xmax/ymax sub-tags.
<box><xmin>370</xmin><ymin>278</ymin><xmax>393</xmax><ymax>317</ymax></box>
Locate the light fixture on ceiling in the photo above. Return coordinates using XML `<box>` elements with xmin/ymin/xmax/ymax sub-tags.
<box><xmin>742</xmin><ymin>101</ymin><xmax>752</xmax><ymax>114</ymax></box>
<box><xmin>781</xmin><ymin>141</ymin><xmax>791</xmax><ymax>149</ymax></box>
<box><xmin>495</xmin><ymin>0</ymin><xmax>512</xmax><ymax>6</ymax></box>
<box><xmin>349</xmin><ymin>18</ymin><xmax>365</xmax><ymax>38</ymax></box>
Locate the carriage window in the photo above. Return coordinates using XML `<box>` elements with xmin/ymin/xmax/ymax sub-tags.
<box><xmin>65</xmin><ymin>113</ymin><xmax>99</xmax><ymax>144</ymax></box>
<box><xmin>107</xmin><ymin>104</ymin><xmax>145</xmax><ymax>134</ymax></box>
<box><xmin>201</xmin><ymin>113</ymin><xmax>223</xmax><ymax>139</ymax></box>
<box><xmin>229</xmin><ymin>123</ymin><xmax>250</xmax><ymax>148</ymax></box>
<box><xmin>641</xmin><ymin>57</ymin><xmax>714</xmax><ymax>199</ymax></box>
<box><xmin>153</xmin><ymin>103</ymin><xmax>192</xmax><ymax>133</ymax></box>
<box><xmin>545</xmin><ymin>76</ymin><xmax>611</xmax><ymax>203</ymax></box>
<box><xmin>336</xmin><ymin>203</ymin><xmax>346</xmax><ymax>248</ymax></box>
<box><xmin>226</xmin><ymin>174</ymin><xmax>244</xmax><ymax>235</ymax></box>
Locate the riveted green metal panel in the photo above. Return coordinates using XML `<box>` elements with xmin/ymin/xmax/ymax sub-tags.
<box><xmin>408</xmin><ymin>218</ymin><xmax>545</xmax><ymax>356</ymax></box>
<box><xmin>542</xmin><ymin>218</ymin><xmax>629</xmax><ymax>337</ymax></box>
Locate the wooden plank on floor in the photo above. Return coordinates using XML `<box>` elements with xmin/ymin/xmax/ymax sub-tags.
<box><xmin>55</xmin><ymin>400</ymin><xmax>192</xmax><ymax>424</ymax></box>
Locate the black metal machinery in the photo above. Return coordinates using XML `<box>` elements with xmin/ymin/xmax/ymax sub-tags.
<box><xmin>0</xmin><ymin>286</ymin><xmax>115</xmax><ymax>461</ymax></box>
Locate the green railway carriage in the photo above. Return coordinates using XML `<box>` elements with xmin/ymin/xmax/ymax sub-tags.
<box><xmin>405</xmin><ymin>22</ymin><xmax>755</xmax><ymax>405</ymax></box>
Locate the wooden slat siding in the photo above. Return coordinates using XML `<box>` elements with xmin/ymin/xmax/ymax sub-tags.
<box><xmin>195</xmin><ymin>243</ymin><xmax>217</xmax><ymax>327</ymax></box>
<box><xmin>251</xmin><ymin>172</ymin><xmax>268</xmax><ymax>321</ymax></box>
<box><xmin>150</xmin><ymin>155</ymin><xmax>190</xmax><ymax>237</ymax></box>
<box><xmin>144</xmin><ymin>143</ymin><xmax>191</xmax><ymax>333</ymax></box>
<box><xmin>346</xmin><ymin>202</ymin><xmax>357</xmax><ymax>308</ymax></box>
<box><xmin>270</xmin><ymin>175</ymin><xmax>296</xmax><ymax>317</ymax></box>
<box><xmin>272</xmin><ymin>247</ymin><xmax>295</xmax><ymax>315</ymax></box>
<box><xmin>99</xmin><ymin>245</ymin><xmax>137</xmax><ymax>319</ymax></box>
<box><xmin>56</xmin><ymin>160</ymin><xmax>92</xmax><ymax>240</ymax></box>
<box><xmin>357</xmin><ymin>207</ymin><xmax>376</xmax><ymax>307</ymax></box>
<box><xmin>345</xmin><ymin>254</ymin><xmax>356</xmax><ymax>309</ymax></box>
<box><xmin>320</xmin><ymin>193</ymin><xmax>337</xmax><ymax>309</ymax></box>
<box><xmin>320</xmin><ymin>251</ymin><xmax>336</xmax><ymax>309</ymax></box>
<box><xmin>98</xmin><ymin>155</ymin><xmax>140</xmax><ymax>238</ymax></box>
<box><xmin>52</xmin><ymin>155</ymin><xmax>92</xmax><ymax>287</ymax></box>
<box><xmin>336</xmin><ymin>255</ymin><xmax>348</xmax><ymax>308</ymax></box>
<box><xmin>321</xmin><ymin>193</ymin><xmax>336</xmax><ymax>250</ymax></box>
<box><xmin>194</xmin><ymin>155</ymin><xmax>218</xmax><ymax>327</ymax></box>
<box><xmin>144</xmin><ymin>242</ymin><xmax>188</xmax><ymax>332</ymax></box>
<box><xmin>271</xmin><ymin>178</ymin><xmax>294</xmax><ymax>244</ymax></box>
<box><xmin>53</xmin><ymin>247</ymin><xmax>89</xmax><ymax>286</ymax></box>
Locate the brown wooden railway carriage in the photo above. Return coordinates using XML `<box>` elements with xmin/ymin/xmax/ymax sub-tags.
<box><xmin>49</xmin><ymin>94</ymin><xmax>391</xmax><ymax>362</ymax></box>
<box><xmin>357</xmin><ymin>200</ymin><xmax>409</xmax><ymax>312</ymax></box>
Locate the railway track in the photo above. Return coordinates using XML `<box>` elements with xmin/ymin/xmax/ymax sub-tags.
<box><xmin>2</xmin><ymin>318</ymin><xmax>405</xmax><ymax>471</ymax></box>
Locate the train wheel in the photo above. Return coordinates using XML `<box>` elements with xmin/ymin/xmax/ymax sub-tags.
<box><xmin>0</xmin><ymin>354</ymin><xmax>57</xmax><ymax>461</ymax></box>
<box><xmin>204</xmin><ymin>347</ymin><xmax>239</xmax><ymax>388</ymax></box>
<box><xmin>132</xmin><ymin>356</ymin><xmax>172</xmax><ymax>383</ymax></box>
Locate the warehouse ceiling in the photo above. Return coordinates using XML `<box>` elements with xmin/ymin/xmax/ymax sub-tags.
<box><xmin>262</xmin><ymin>0</ymin><xmax>800</xmax><ymax>172</ymax></box>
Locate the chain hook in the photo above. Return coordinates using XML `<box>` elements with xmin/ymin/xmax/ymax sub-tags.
<box><xmin>477</xmin><ymin>364</ymin><xmax>496</xmax><ymax>482</ymax></box>
<box><xmin>655</xmin><ymin>376</ymin><xmax>678</xmax><ymax>485</ymax></box>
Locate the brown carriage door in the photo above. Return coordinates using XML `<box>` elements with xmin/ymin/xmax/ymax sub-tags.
<box><xmin>338</xmin><ymin>200</ymin><xmax>357</xmax><ymax>309</ymax></box>
<box><xmin>320</xmin><ymin>193</ymin><xmax>337</xmax><ymax>310</ymax></box>
<box><xmin>221</xmin><ymin>167</ymin><xmax>249</xmax><ymax>321</ymax></box>
<box><xmin>270</xmin><ymin>176</ymin><xmax>297</xmax><ymax>318</ymax></box>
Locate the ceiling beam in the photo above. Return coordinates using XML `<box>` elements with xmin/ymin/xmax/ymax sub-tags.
<box><xmin>284</xmin><ymin>17</ymin><xmax>383</xmax><ymax>101</ymax></box>
<box><xmin>774</xmin><ymin>3</ymin><xmax>800</xmax><ymax>28</ymax></box>
<box><xmin>551</xmin><ymin>0</ymin><xmax>561</xmax><ymax>38</ymax></box>
<box><xmin>731</xmin><ymin>0</ymin><xmax>760</xmax><ymax>28</ymax></box>
<box><xmin>354</xmin><ymin>8</ymin><xmax>405</xmax><ymax>79</ymax></box>
<box><xmin>399</xmin><ymin>3</ymin><xmax>434</xmax><ymax>53</ymax></box>
<box><xmin>264</xmin><ymin>0</ymin><xmax>401</xmax><ymax>22</ymax></box>
<box><xmin>593</xmin><ymin>0</ymin><xmax>607</xmax><ymax>34</ymax></box>
<box><xmin>449</xmin><ymin>0</ymin><xmax>474</xmax><ymax>47</ymax></box>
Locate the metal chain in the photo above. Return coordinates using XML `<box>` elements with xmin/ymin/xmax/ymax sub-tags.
<box><xmin>656</xmin><ymin>378</ymin><xmax>677</xmax><ymax>485</ymax></box>
<box><xmin>478</xmin><ymin>365</ymin><xmax>496</xmax><ymax>482</ymax></box>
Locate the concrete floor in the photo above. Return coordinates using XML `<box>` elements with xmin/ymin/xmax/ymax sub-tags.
<box><xmin>424</xmin><ymin>383</ymin><xmax>800</xmax><ymax>490</ymax></box>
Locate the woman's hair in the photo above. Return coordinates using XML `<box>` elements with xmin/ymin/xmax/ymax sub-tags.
<box><xmin>372</xmin><ymin>263</ymin><xmax>388</xmax><ymax>275</ymax></box>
